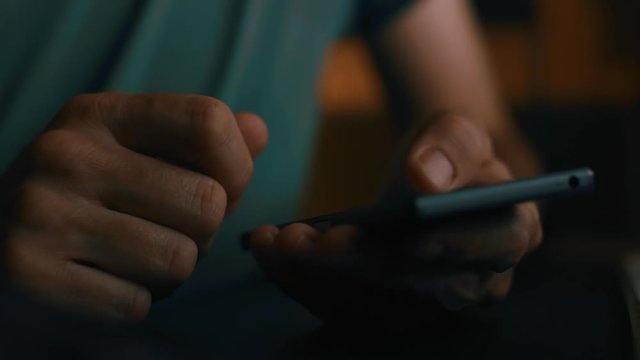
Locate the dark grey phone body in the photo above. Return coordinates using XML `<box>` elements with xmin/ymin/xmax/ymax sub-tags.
<box><xmin>414</xmin><ymin>167</ymin><xmax>594</xmax><ymax>218</ymax></box>
<box><xmin>240</xmin><ymin>167</ymin><xmax>594</xmax><ymax>248</ymax></box>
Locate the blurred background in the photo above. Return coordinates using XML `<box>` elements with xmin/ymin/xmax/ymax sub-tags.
<box><xmin>301</xmin><ymin>0</ymin><xmax>640</xmax><ymax>261</ymax></box>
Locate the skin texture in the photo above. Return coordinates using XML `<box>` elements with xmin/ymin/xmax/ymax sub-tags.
<box><xmin>249</xmin><ymin>0</ymin><xmax>543</xmax><ymax>328</ymax></box>
<box><xmin>0</xmin><ymin>93</ymin><xmax>268</xmax><ymax>322</ymax></box>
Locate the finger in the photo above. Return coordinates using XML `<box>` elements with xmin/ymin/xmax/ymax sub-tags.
<box><xmin>80</xmin><ymin>207</ymin><xmax>198</xmax><ymax>296</ymax></box>
<box><xmin>60</xmin><ymin>93</ymin><xmax>253</xmax><ymax>205</ymax></box>
<box><xmin>475</xmin><ymin>159</ymin><xmax>544</xmax><ymax>251</ymax></box>
<box><xmin>214</xmin><ymin>110</ymin><xmax>269</xmax><ymax>213</ymax></box>
<box><xmin>250</xmin><ymin>224</ymin><xmax>319</xmax><ymax>295</ymax></box>
<box><xmin>406</xmin><ymin>115</ymin><xmax>493</xmax><ymax>193</ymax></box>
<box><xmin>7</xmin><ymin>244</ymin><xmax>151</xmax><ymax>322</ymax></box>
<box><xmin>314</xmin><ymin>225</ymin><xmax>359</xmax><ymax>256</ymax></box>
<box><xmin>98</xmin><ymin>146</ymin><xmax>226</xmax><ymax>250</ymax></box>
<box><xmin>249</xmin><ymin>224</ymin><xmax>280</xmax><ymax>252</ymax></box>
<box><xmin>469</xmin><ymin>157</ymin><xmax>512</xmax><ymax>186</ymax></box>
<box><xmin>60</xmin><ymin>261</ymin><xmax>152</xmax><ymax>322</ymax></box>
<box><xmin>249</xmin><ymin>223</ymin><xmax>318</xmax><ymax>286</ymax></box>
<box><xmin>235</xmin><ymin>112</ymin><xmax>269</xmax><ymax>158</ymax></box>
<box><xmin>269</xmin><ymin>223</ymin><xmax>320</xmax><ymax>253</ymax></box>
<box><xmin>9</xmin><ymin>184</ymin><xmax>200</xmax><ymax>297</ymax></box>
<box><xmin>520</xmin><ymin>201</ymin><xmax>543</xmax><ymax>251</ymax></box>
<box><xmin>250</xmin><ymin>224</ymin><xmax>361</xmax><ymax>319</ymax></box>
<box><xmin>483</xmin><ymin>269</ymin><xmax>514</xmax><ymax>300</ymax></box>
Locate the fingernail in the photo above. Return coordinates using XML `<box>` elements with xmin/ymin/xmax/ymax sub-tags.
<box><xmin>418</xmin><ymin>149</ymin><xmax>453</xmax><ymax>190</ymax></box>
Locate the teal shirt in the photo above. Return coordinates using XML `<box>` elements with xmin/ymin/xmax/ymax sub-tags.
<box><xmin>0</xmin><ymin>1</ymin><xmax>413</xmax><ymax>345</ymax></box>
<box><xmin>0</xmin><ymin>0</ymin><xmax>416</xmax><ymax>352</ymax></box>
<box><xmin>1</xmin><ymin>0</ymin><xmax>358</xmax><ymax>285</ymax></box>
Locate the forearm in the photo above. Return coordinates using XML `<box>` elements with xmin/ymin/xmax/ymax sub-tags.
<box><xmin>374</xmin><ymin>0</ymin><xmax>540</xmax><ymax>178</ymax></box>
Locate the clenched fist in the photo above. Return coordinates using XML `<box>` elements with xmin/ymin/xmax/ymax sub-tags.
<box><xmin>0</xmin><ymin>93</ymin><xmax>268</xmax><ymax>321</ymax></box>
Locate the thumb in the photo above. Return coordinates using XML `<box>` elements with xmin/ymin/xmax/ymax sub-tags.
<box><xmin>405</xmin><ymin>115</ymin><xmax>493</xmax><ymax>194</ymax></box>
<box><xmin>235</xmin><ymin>112</ymin><xmax>269</xmax><ymax>158</ymax></box>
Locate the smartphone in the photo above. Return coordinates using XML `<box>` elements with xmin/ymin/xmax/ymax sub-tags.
<box><xmin>240</xmin><ymin>167</ymin><xmax>594</xmax><ymax>249</ymax></box>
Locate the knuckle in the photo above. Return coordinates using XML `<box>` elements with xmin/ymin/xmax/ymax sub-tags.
<box><xmin>13</xmin><ymin>182</ymin><xmax>87</xmax><ymax>242</ymax></box>
<box><xmin>3</xmin><ymin>238</ymin><xmax>62</xmax><ymax>293</ymax></box>
<box><xmin>228</xmin><ymin>159</ymin><xmax>254</xmax><ymax>201</ymax></box>
<box><xmin>440</xmin><ymin>116</ymin><xmax>493</xmax><ymax>158</ymax></box>
<box><xmin>498</xmin><ymin>216</ymin><xmax>531</xmax><ymax>270</ymax></box>
<box><xmin>192</xmin><ymin>177</ymin><xmax>226</xmax><ymax>237</ymax></box>
<box><xmin>14</xmin><ymin>181</ymin><xmax>52</xmax><ymax>225</ymax></box>
<box><xmin>490</xmin><ymin>274</ymin><xmax>513</xmax><ymax>300</ymax></box>
<box><xmin>163</xmin><ymin>239</ymin><xmax>198</xmax><ymax>282</ymax></box>
<box><xmin>121</xmin><ymin>287</ymin><xmax>152</xmax><ymax>322</ymax></box>
<box><xmin>30</xmin><ymin>129</ymin><xmax>100</xmax><ymax>177</ymax></box>
<box><xmin>31</xmin><ymin>129</ymin><xmax>81</xmax><ymax>166</ymax></box>
<box><xmin>273</xmin><ymin>223</ymin><xmax>318</xmax><ymax>251</ymax></box>
<box><xmin>58</xmin><ymin>93</ymin><xmax>126</xmax><ymax>128</ymax></box>
<box><xmin>32</xmin><ymin>129</ymin><xmax>114</xmax><ymax>180</ymax></box>
<box><xmin>525</xmin><ymin>204</ymin><xmax>544</xmax><ymax>250</ymax></box>
<box><xmin>92</xmin><ymin>92</ymin><xmax>125</xmax><ymax>121</ymax></box>
<box><xmin>188</xmin><ymin>97</ymin><xmax>234</xmax><ymax>141</ymax></box>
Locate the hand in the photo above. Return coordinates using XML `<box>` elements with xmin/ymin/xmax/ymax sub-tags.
<box><xmin>249</xmin><ymin>115</ymin><xmax>541</xmax><ymax>328</ymax></box>
<box><xmin>0</xmin><ymin>93</ymin><xmax>268</xmax><ymax>321</ymax></box>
